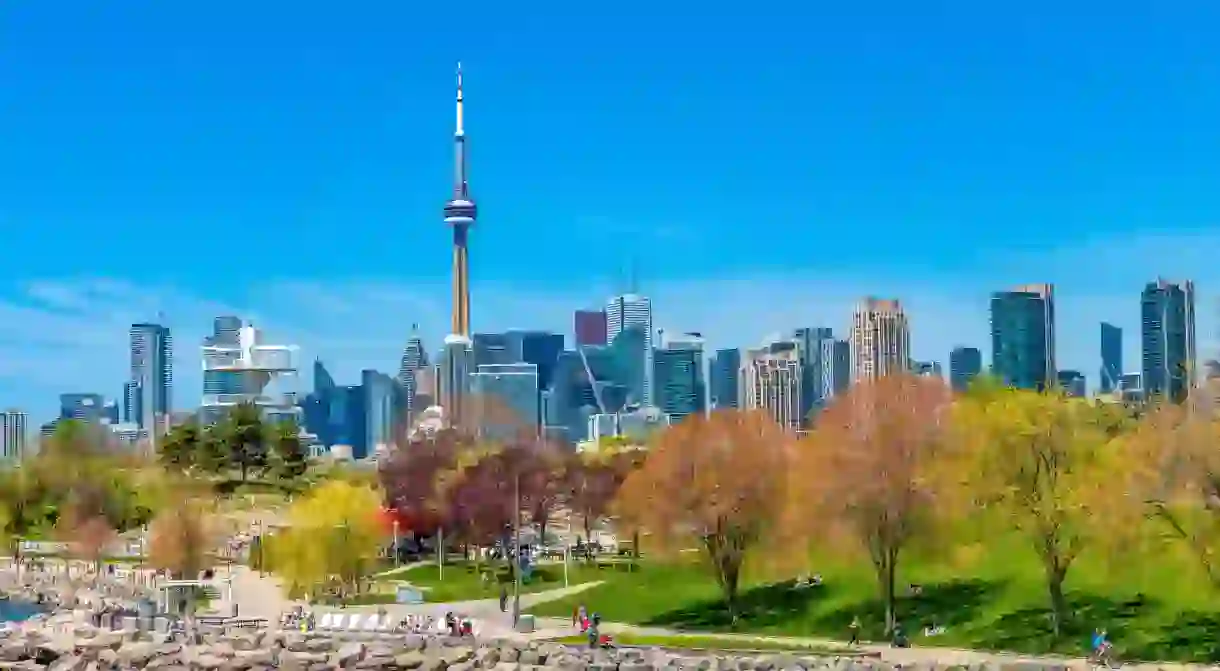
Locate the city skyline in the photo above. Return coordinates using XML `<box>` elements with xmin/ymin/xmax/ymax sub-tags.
<box><xmin>5</xmin><ymin>4</ymin><xmax>1220</xmax><ymax>418</ymax></box>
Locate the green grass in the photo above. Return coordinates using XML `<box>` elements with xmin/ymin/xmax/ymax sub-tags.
<box><xmin>372</xmin><ymin>560</ymin><xmax>621</xmax><ymax>603</ymax></box>
<box><xmin>526</xmin><ymin>533</ymin><xmax>1220</xmax><ymax>663</ymax></box>
<box><xmin>550</xmin><ymin>633</ymin><xmax>850</xmax><ymax>654</ymax></box>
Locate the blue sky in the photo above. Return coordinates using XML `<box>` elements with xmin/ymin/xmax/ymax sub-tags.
<box><xmin>2</xmin><ymin>1</ymin><xmax>1220</xmax><ymax>420</ymax></box>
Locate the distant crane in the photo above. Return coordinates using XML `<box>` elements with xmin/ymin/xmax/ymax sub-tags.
<box><xmin>576</xmin><ymin>345</ymin><xmax>608</xmax><ymax>416</ymax></box>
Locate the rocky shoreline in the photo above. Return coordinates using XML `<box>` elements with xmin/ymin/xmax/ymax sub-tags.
<box><xmin>0</xmin><ymin>625</ymin><xmax>1062</xmax><ymax>671</ymax></box>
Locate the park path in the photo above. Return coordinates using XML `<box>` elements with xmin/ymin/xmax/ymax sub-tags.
<box><xmin>204</xmin><ymin>567</ymin><xmax>1213</xmax><ymax>670</ymax></box>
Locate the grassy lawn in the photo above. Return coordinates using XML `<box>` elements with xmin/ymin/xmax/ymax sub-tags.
<box><xmin>369</xmin><ymin>559</ymin><xmax>626</xmax><ymax>603</ymax></box>
<box><xmin>527</xmin><ymin>534</ymin><xmax>1220</xmax><ymax>663</ymax></box>
<box><xmin>550</xmin><ymin>633</ymin><xmax>850</xmax><ymax>654</ymax></box>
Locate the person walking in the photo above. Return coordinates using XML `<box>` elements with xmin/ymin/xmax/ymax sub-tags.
<box><xmin>848</xmin><ymin>616</ymin><xmax>861</xmax><ymax>645</ymax></box>
<box><xmin>498</xmin><ymin>584</ymin><xmax>508</xmax><ymax>613</ymax></box>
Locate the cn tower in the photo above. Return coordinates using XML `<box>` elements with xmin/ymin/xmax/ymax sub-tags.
<box><xmin>443</xmin><ymin>62</ymin><xmax>477</xmax><ymax>337</ymax></box>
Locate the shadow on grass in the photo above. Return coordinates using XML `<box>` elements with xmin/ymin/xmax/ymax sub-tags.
<box><xmin>645</xmin><ymin>578</ymin><xmax>1003</xmax><ymax>637</ymax></box>
<box><xmin>967</xmin><ymin>592</ymin><xmax>1157</xmax><ymax>657</ymax></box>
<box><xmin>1132</xmin><ymin>611</ymin><xmax>1220</xmax><ymax>663</ymax></box>
<box><xmin>645</xmin><ymin>579</ymin><xmax>839</xmax><ymax>631</ymax></box>
<box><xmin>814</xmin><ymin>579</ymin><xmax>1005</xmax><ymax>641</ymax></box>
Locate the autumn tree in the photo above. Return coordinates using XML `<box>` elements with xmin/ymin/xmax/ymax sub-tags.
<box><xmin>271</xmin><ymin>480</ymin><xmax>385</xmax><ymax>600</ymax></box>
<box><xmin>148</xmin><ymin>488</ymin><xmax>216</xmax><ymax>632</ymax></box>
<box><xmin>565</xmin><ymin>452</ymin><xmax>623</xmax><ymax>541</ymax></box>
<box><xmin>378</xmin><ymin>429</ymin><xmax>466</xmax><ymax>536</ymax></box>
<box><xmin>616</xmin><ymin>409</ymin><xmax>791</xmax><ymax>623</ymax></box>
<box><xmin>56</xmin><ymin>508</ymin><xmax>115</xmax><ymax>582</ymax></box>
<box><xmin>795</xmin><ymin>374</ymin><xmax>951</xmax><ymax>634</ymax></box>
<box><xmin>1116</xmin><ymin>402</ymin><xmax>1220</xmax><ymax>589</ymax></box>
<box><xmin>950</xmin><ymin>386</ymin><xmax>1126</xmax><ymax>637</ymax></box>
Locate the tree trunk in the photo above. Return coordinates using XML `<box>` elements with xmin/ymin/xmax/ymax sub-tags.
<box><xmin>873</xmin><ymin>548</ymin><xmax>899</xmax><ymax>635</ymax></box>
<box><xmin>1046</xmin><ymin>565</ymin><xmax>1068</xmax><ymax>637</ymax></box>
<box><xmin>538</xmin><ymin>518</ymin><xmax>549</xmax><ymax>547</ymax></box>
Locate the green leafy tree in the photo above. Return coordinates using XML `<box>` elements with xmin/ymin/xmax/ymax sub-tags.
<box><xmin>159</xmin><ymin>420</ymin><xmax>202</xmax><ymax>472</ymax></box>
<box><xmin>216</xmin><ymin>403</ymin><xmax>268</xmax><ymax>482</ymax></box>
<box><xmin>268</xmin><ymin>419</ymin><xmax>309</xmax><ymax>481</ymax></box>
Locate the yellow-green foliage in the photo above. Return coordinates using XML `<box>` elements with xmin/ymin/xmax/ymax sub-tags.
<box><xmin>270</xmin><ymin>480</ymin><xmax>385</xmax><ymax>598</ymax></box>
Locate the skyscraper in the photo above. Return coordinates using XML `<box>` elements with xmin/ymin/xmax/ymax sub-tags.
<box><xmin>794</xmin><ymin>327</ymin><xmax>833</xmax><ymax>422</ymax></box>
<box><xmin>654</xmin><ymin>333</ymin><xmax>706</xmax><ymax>422</ymax></box>
<box><xmin>740</xmin><ymin>343</ymin><xmax>801</xmax><ymax>430</ymax></box>
<box><xmin>362</xmin><ymin>369</ymin><xmax>399</xmax><ymax>459</ymax></box>
<box><xmin>470</xmin><ymin>363</ymin><xmax>540</xmax><ymax>440</ymax></box>
<box><xmin>574</xmin><ymin>310</ymin><xmax>608</xmax><ymax>346</ymax></box>
<box><xmin>1099</xmin><ymin>322</ymin><xmax>1123</xmax><ymax>395</ymax></box>
<box><xmin>60</xmin><ymin>393</ymin><xmax>107</xmax><ymax>423</ymax></box>
<box><xmin>606</xmin><ymin>294</ymin><xmax>654</xmax><ymax>405</ymax></box>
<box><xmin>709</xmin><ymin>348</ymin><xmax>741</xmax><ymax>409</ymax></box>
<box><xmin>850</xmin><ymin>298</ymin><xmax>911</xmax><ymax>382</ymax></box>
<box><xmin>1141</xmin><ymin>278</ymin><xmax>1196</xmax><ymax>403</ymax></box>
<box><xmin>990</xmin><ymin>283</ymin><xmax>1056</xmax><ymax>391</ymax></box>
<box><xmin>129</xmin><ymin>323</ymin><xmax>172</xmax><ymax>429</ymax></box>
<box><xmin>440</xmin><ymin>334</ymin><xmax>474</xmax><ymax>428</ymax></box>
<box><xmin>0</xmin><ymin>410</ymin><xmax>28</xmax><ymax>461</ymax></box>
<box><xmin>444</xmin><ymin>64</ymin><xmax>478</xmax><ymax>337</ymax></box>
<box><xmin>948</xmin><ymin>346</ymin><xmax>982</xmax><ymax>392</ymax></box>
<box><xmin>818</xmin><ymin>338</ymin><xmax>851</xmax><ymax>402</ymax></box>
<box><xmin>396</xmin><ymin>325</ymin><xmax>429</xmax><ymax>418</ymax></box>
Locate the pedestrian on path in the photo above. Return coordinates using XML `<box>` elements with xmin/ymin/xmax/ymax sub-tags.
<box><xmin>848</xmin><ymin>616</ymin><xmax>860</xmax><ymax>645</ymax></box>
<box><xmin>499</xmin><ymin>585</ymin><xmax>508</xmax><ymax>613</ymax></box>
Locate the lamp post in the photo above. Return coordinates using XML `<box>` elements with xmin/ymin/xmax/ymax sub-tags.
<box><xmin>512</xmin><ymin>470</ymin><xmax>521</xmax><ymax>627</ymax></box>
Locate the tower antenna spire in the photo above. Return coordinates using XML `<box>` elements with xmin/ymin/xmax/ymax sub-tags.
<box><xmin>444</xmin><ymin>61</ymin><xmax>478</xmax><ymax>337</ymax></box>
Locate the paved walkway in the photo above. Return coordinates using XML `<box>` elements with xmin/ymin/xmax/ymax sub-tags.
<box><xmin>206</xmin><ymin>567</ymin><xmax>1212</xmax><ymax>670</ymax></box>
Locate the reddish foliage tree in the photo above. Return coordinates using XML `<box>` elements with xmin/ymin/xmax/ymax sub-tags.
<box><xmin>377</xmin><ymin>429</ymin><xmax>467</xmax><ymax>536</ymax></box>
<box><xmin>793</xmin><ymin>374</ymin><xmax>952</xmax><ymax>634</ymax></box>
<box><xmin>56</xmin><ymin>506</ymin><xmax>116</xmax><ymax>581</ymax></box>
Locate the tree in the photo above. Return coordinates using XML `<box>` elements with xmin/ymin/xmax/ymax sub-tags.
<box><xmin>950</xmin><ymin>386</ymin><xmax>1124</xmax><ymax>637</ymax></box>
<box><xmin>616</xmin><ymin>409</ymin><xmax>791</xmax><ymax>623</ymax></box>
<box><xmin>148</xmin><ymin>488</ymin><xmax>215</xmax><ymax>632</ymax></box>
<box><xmin>520</xmin><ymin>443</ymin><xmax>567</xmax><ymax>546</ymax></box>
<box><xmin>216</xmin><ymin>403</ymin><xmax>268</xmax><ymax>482</ymax></box>
<box><xmin>565</xmin><ymin>453</ymin><xmax>622</xmax><ymax>542</ymax></box>
<box><xmin>795</xmin><ymin>374</ymin><xmax>951</xmax><ymax>635</ymax></box>
<box><xmin>1116</xmin><ymin>402</ymin><xmax>1220</xmax><ymax>589</ymax></box>
<box><xmin>378</xmin><ymin>430</ymin><xmax>465</xmax><ymax>536</ymax></box>
<box><xmin>56</xmin><ymin>508</ymin><xmax>115</xmax><ymax>582</ymax></box>
<box><xmin>268</xmin><ymin>419</ymin><xmax>309</xmax><ymax>481</ymax></box>
<box><xmin>158</xmin><ymin>420</ymin><xmax>202</xmax><ymax>472</ymax></box>
<box><xmin>271</xmin><ymin>480</ymin><xmax>385</xmax><ymax>600</ymax></box>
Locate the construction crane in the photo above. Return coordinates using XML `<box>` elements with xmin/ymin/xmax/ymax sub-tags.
<box><xmin>576</xmin><ymin>345</ymin><xmax>608</xmax><ymax>415</ymax></box>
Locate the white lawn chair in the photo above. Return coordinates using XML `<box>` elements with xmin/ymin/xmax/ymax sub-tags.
<box><xmin>361</xmin><ymin>614</ymin><xmax>381</xmax><ymax>637</ymax></box>
<box><xmin>342</xmin><ymin>613</ymin><xmax>364</xmax><ymax>637</ymax></box>
<box><xmin>376</xmin><ymin>615</ymin><xmax>395</xmax><ymax>634</ymax></box>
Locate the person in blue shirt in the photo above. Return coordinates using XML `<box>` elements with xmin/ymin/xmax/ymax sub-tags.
<box><xmin>1091</xmin><ymin>628</ymin><xmax>1111</xmax><ymax>663</ymax></box>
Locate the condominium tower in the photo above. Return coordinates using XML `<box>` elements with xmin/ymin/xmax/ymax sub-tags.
<box><xmin>990</xmin><ymin>283</ymin><xmax>1056</xmax><ymax>391</ymax></box>
<box><xmin>606</xmin><ymin>293</ymin><xmax>654</xmax><ymax>405</ymax></box>
<box><xmin>1141</xmin><ymin>278</ymin><xmax>1196</xmax><ymax>403</ymax></box>
<box><xmin>850</xmin><ymin>298</ymin><xmax>911</xmax><ymax>381</ymax></box>
<box><xmin>740</xmin><ymin>342</ymin><xmax>802</xmax><ymax>430</ymax></box>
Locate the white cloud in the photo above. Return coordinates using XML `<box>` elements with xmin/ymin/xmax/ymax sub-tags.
<box><xmin>0</xmin><ymin>230</ymin><xmax>1217</xmax><ymax>422</ymax></box>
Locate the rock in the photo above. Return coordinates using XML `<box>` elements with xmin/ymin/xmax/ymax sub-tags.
<box><xmin>336</xmin><ymin>641</ymin><xmax>366</xmax><ymax>665</ymax></box>
<box><xmin>192</xmin><ymin>653</ymin><xmax>227</xmax><ymax>669</ymax></box>
<box><xmin>394</xmin><ymin>651</ymin><xmax>426</xmax><ymax>669</ymax></box>
<box><xmin>0</xmin><ymin>643</ymin><xmax>27</xmax><ymax>662</ymax></box>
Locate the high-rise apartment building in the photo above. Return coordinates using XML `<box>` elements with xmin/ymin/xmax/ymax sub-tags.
<box><xmin>506</xmin><ymin>330</ymin><xmax>564</xmax><ymax>391</ymax></box>
<box><xmin>606</xmin><ymin>294</ymin><xmax>654</xmax><ymax>405</ymax></box>
<box><xmin>1141</xmin><ymin>278</ymin><xmax>1196</xmax><ymax>403</ymax></box>
<box><xmin>709</xmin><ymin>348</ymin><xmax>741</xmax><ymax>410</ymax></box>
<box><xmin>472</xmin><ymin>333</ymin><xmax>512</xmax><ymax>368</ymax></box>
<box><xmin>129</xmin><ymin>323</ymin><xmax>172</xmax><ymax>429</ymax></box>
<box><xmin>948</xmin><ymin>346</ymin><xmax>982</xmax><ymax>392</ymax></box>
<box><xmin>740</xmin><ymin>342</ymin><xmax>802</xmax><ymax>430</ymax></box>
<box><xmin>851</xmin><ymin>298</ymin><xmax>911</xmax><ymax>382</ymax></box>
<box><xmin>0</xmin><ymin>409</ymin><xmax>28</xmax><ymax>461</ymax></box>
<box><xmin>654</xmin><ymin>332</ymin><xmax>706</xmax><ymax>422</ymax></box>
<box><xmin>990</xmin><ymin>283</ymin><xmax>1056</xmax><ymax>391</ymax></box>
<box><xmin>1099</xmin><ymin>322</ymin><xmax>1123</xmax><ymax>395</ymax></box>
<box><xmin>574</xmin><ymin>310</ymin><xmax>608</xmax><ymax>347</ymax></box>
<box><xmin>362</xmin><ymin>369</ymin><xmax>400</xmax><ymax>459</ymax></box>
<box><xmin>913</xmin><ymin>361</ymin><xmax>943</xmax><ymax>378</ymax></box>
<box><xmin>201</xmin><ymin>323</ymin><xmax>300</xmax><ymax>425</ymax></box>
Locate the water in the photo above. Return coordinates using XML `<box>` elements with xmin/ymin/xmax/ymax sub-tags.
<box><xmin>0</xmin><ymin>598</ymin><xmax>43</xmax><ymax>623</ymax></box>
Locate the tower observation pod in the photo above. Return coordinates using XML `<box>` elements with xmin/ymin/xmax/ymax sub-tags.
<box><xmin>445</xmin><ymin>62</ymin><xmax>478</xmax><ymax>337</ymax></box>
